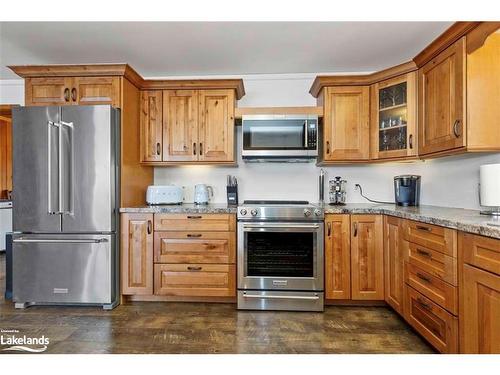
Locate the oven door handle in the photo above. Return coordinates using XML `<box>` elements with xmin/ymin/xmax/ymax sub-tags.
<box><xmin>242</xmin><ymin>293</ymin><xmax>320</xmax><ymax>301</ymax></box>
<box><xmin>242</xmin><ymin>224</ymin><xmax>320</xmax><ymax>230</ymax></box>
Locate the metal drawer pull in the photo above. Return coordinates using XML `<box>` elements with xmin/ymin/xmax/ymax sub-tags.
<box><xmin>416</xmin><ymin>225</ymin><xmax>431</xmax><ymax>232</ymax></box>
<box><xmin>409</xmin><ymin>134</ymin><xmax>413</xmax><ymax>149</ymax></box>
<box><xmin>187</xmin><ymin>266</ymin><xmax>202</xmax><ymax>271</ymax></box>
<box><xmin>193</xmin><ymin>143</ymin><xmax>197</xmax><ymax>155</ymax></box>
<box><xmin>242</xmin><ymin>294</ymin><xmax>320</xmax><ymax>301</ymax></box>
<box><xmin>417</xmin><ymin>298</ymin><xmax>433</xmax><ymax>312</ymax></box>
<box><xmin>199</xmin><ymin>142</ymin><xmax>203</xmax><ymax>155</ymax></box>
<box><xmin>453</xmin><ymin>119</ymin><xmax>461</xmax><ymax>138</ymax></box>
<box><xmin>327</xmin><ymin>222</ymin><xmax>331</xmax><ymax>237</ymax></box>
<box><xmin>147</xmin><ymin>220</ymin><xmax>152</xmax><ymax>234</ymax></box>
<box><xmin>14</xmin><ymin>238</ymin><xmax>108</xmax><ymax>244</ymax></box>
<box><xmin>187</xmin><ymin>234</ymin><xmax>202</xmax><ymax>238</ymax></box>
<box><xmin>156</xmin><ymin>142</ymin><xmax>161</xmax><ymax>155</ymax></box>
<box><xmin>416</xmin><ymin>272</ymin><xmax>432</xmax><ymax>283</ymax></box>
<box><xmin>71</xmin><ymin>87</ymin><xmax>77</xmax><ymax>102</ymax></box>
<box><xmin>64</xmin><ymin>88</ymin><xmax>70</xmax><ymax>102</ymax></box>
<box><xmin>187</xmin><ymin>215</ymin><xmax>202</xmax><ymax>219</ymax></box>
<box><xmin>353</xmin><ymin>222</ymin><xmax>358</xmax><ymax>237</ymax></box>
<box><xmin>416</xmin><ymin>248</ymin><xmax>432</xmax><ymax>258</ymax></box>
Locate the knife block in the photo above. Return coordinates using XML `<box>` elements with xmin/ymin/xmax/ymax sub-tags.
<box><xmin>226</xmin><ymin>186</ymin><xmax>238</xmax><ymax>206</ymax></box>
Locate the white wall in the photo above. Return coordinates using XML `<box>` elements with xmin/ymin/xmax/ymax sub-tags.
<box><xmin>2</xmin><ymin>77</ymin><xmax>499</xmax><ymax>210</ymax></box>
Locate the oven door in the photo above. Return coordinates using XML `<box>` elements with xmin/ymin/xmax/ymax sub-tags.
<box><xmin>237</xmin><ymin>221</ymin><xmax>324</xmax><ymax>291</ymax></box>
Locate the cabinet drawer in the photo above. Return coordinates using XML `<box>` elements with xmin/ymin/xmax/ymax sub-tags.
<box><xmin>405</xmin><ymin>262</ymin><xmax>458</xmax><ymax>314</ymax></box>
<box><xmin>154</xmin><ymin>214</ymin><xmax>235</xmax><ymax>232</ymax></box>
<box><xmin>407</xmin><ymin>242</ymin><xmax>457</xmax><ymax>285</ymax></box>
<box><xmin>460</xmin><ymin>232</ymin><xmax>500</xmax><ymax>276</ymax></box>
<box><xmin>404</xmin><ymin>220</ymin><xmax>457</xmax><ymax>257</ymax></box>
<box><xmin>154</xmin><ymin>264</ymin><xmax>235</xmax><ymax>297</ymax></box>
<box><xmin>404</xmin><ymin>285</ymin><xmax>458</xmax><ymax>353</ymax></box>
<box><xmin>154</xmin><ymin>231</ymin><xmax>235</xmax><ymax>264</ymax></box>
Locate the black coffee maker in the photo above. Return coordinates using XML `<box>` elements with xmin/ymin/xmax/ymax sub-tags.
<box><xmin>394</xmin><ymin>175</ymin><xmax>421</xmax><ymax>206</ymax></box>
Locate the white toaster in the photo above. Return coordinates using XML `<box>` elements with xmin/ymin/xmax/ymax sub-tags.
<box><xmin>146</xmin><ymin>185</ymin><xmax>184</xmax><ymax>205</ymax></box>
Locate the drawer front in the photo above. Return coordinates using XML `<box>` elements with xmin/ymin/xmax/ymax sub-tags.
<box><xmin>154</xmin><ymin>264</ymin><xmax>236</xmax><ymax>297</ymax></box>
<box><xmin>407</xmin><ymin>242</ymin><xmax>457</xmax><ymax>285</ymax></box>
<box><xmin>154</xmin><ymin>231</ymin><xmax>235</xmax><ymax>264</ymax></box>
<box><xmin>404</xmin><ymin>220</ymin><xmax>457</xmax><ymax>257</ymax></box>
<box><xmin>404</xmin><ymin>285</ymin><xmax>458</xmax><ymax>353</ymax></box>
<box><xmin>405</xmin><ymin>262</ymin><xmax>458</xmax><ymax>314</ymax></box>
<box><xmin>154</xmin><ymin>214</ymin><xmax>235</xmax><ymax>232</ymax></box>
<box><xmin>460</xmin><ymin>232</ymin><xmax>500</xmax><ymax>276</ymax></box>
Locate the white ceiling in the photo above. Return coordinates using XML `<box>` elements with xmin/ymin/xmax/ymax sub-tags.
<box><xmin>0</xmin><ymin>22</ymin><xmax>453</xmax><ymax>80</ymax></box>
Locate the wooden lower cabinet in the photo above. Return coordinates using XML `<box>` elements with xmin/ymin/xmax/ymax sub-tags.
<box><xmin>121</xmin><ymin>213</ymin><xmax>154</xmax><ymax>295</ymax></box>
<box><xmin>325</xmin><ymin>215</ymin><xmax>351</xmax><ymax>299</ymax></box>
<box><xmin>154</xmin><ymin>264</ymin><xmax>236</xmax><ymax>297</ymax></box>
<box><xmin>154</xmin><ymin>213</ymin><xmax>235</xmax><ymax>232</ymax></box>
<box><xmin>351</xmin><ymin>215</ymin><xmax>384</xmax><ymax>300</ymax></box>
<box><xmin>384</xmin><ymin>216</ymin><xmax>405</xmax><ymax>314</ymax></box>
<box><xmin>405</xmin><ymin>285</ymin><xmax>458</xmax><ymax>353</ymax></box>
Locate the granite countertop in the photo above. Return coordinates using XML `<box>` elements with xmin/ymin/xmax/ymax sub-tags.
<box><xmin>323</xmin><ymin>203</ymin><xmax>500</xmax><ymax>239</ymax></box>
<box><xmin>120</xmin><ymin>203</ymin><xmax>500</xmax><ymax>239</ymax></box>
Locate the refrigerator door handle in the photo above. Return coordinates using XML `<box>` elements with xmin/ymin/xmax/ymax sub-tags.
<box><xmin>60</xmin><ymin>121</ymin><xmax>74</xmax><ymax>215</ymax></box>
<box><xmin>13</xmin><ymin>238</ymin><xmax>108</xmax><ymax>244</ymax></box>
<box><xmin>48</xmin><ymin>121</ymin><xmax>61</xmax><ymax>214</ymax></box>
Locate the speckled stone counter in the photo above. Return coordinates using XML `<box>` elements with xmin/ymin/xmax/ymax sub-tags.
<box><xmin>323</xmin><ymin>203</ymin><xmax>500</xmax><ymax>239</ymax></box>
<box><xmin>120</xmin><ymin>203</ymin><xmax>238</xmax><ymax>214</ymax></box>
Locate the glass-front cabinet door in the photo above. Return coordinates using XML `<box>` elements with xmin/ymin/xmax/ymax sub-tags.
<box><xmin>370</xmin><ymin>72</ymin><xmax>417</xmax><ymax>160</ymax></box>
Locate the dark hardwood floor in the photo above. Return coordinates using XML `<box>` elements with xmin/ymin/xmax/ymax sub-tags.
<box><xmin>0</xmin><ymin>253</ymin><xmax>434</xmax><ymax>354</ymax></box>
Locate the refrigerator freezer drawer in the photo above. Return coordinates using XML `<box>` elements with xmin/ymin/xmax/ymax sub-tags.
<box><xmin>12</xmin><ymin>234</ymin><xmax>116</xmax><ymax>307</ymax></box>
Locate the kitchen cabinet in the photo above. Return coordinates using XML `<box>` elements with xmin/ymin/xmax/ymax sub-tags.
<box><xmin>320</xmin><ymin>86</ymin><xmax>370</xmax><ymax>161</ymax></box>
<box><xmin>140</xmin><ymin>90</ymin><xmax>163</xmax><ymax>162</ymax></box>
<box><xmin>0</xmin><ymin>109</ymin><xmax>12</xmax><ymax>199</ymax></box>
<box><xmin>350</xmin><ymin>215</ymin><xmax>384</xmax><ymax>300</ymax></box>
<box><xmin>25</xmin><ymin>76</ymin><xmax>120</xmax><ymax>107</ymax></box>
<box><xmin>459</xmin><ymin>232</ymin><xmax>500</xmax><ymax>353</ymax></box>
<box><xmin>371</xmin><ymin>72</ymin><xmax>417</xmax><ymax>160</ymax></box>
<box><xmin>325</xmin><ymin>215</ymin><xmax>351</xmax><ymax>299</ymax></box>
<box><xmin>384</xmin><ymin>216</ymin><xmax>406</xmax><ymax>314</ymax></box>
<box><xmin>121</xmin><ymin>213</ymin><xmax>154</xmax><ymax>295</ymax></box>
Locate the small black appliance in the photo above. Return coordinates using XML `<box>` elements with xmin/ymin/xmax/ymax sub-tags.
<box><xmin>394</xmin><ymin>175</ymin><xmax>421</xmax><ymax>206</ymax></box>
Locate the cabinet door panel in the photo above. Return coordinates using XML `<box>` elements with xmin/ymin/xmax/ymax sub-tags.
<box><xmin>140</xmin><ymin>91</ymin><xmax>163</xmax><ymax>162</ymax></box>
<box><xmin>163</xmin><ymin>90</ymin><xmax>198</xmax><ymax>161</ymax></box>
<box><xmin>198</xmin><ymin>89</ymin><xmax>235</xmax><ymax>162</ymax></box>
<box><xmin>384</xmin><ymin>216</ymin><xmax>405</xmax><ymax>314</ymax></box>
<box><xmin>461</xmin><ymin>264</ymin><xmax>500</xmax><ymax>353</ymax></box>
<box><xmin>351</xmin><ymin>215</ymin><xmax>384</xmax><ymax>300</ymax></box>
<box><xmin>325</xmin><ymin>215</ymin><xmax>351</xmax><ymax>299</ymax></box>
<box><xmin>323</xmin><ymin>86</ymin><xmax>370</xmax><ymax>161</ymax></box>
<box><xmin>418</xmin><ymin>37</ymin><xmax>466</xmax><ymax>155</ymax></box>
<box><xmin>121</xmin><ymin>213</ymin><xmax>153</xmax><ymax>295</ymax></box>
<box><xmin>74</xmin><ymin>77</ymin><xmax>120</xmax><ymax>107</ymax></box>
<box><xmin>25</xmin><ymin>77</ymin><xmax>72</xmax><ymax>106</ymax></box>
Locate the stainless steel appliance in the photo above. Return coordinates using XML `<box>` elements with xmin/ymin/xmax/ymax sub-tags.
<box><xmin>241</xmin><ymin>115</ymin><xmax>318</xmax><ymax>162</ymax></box>
<box><xmin>11</xmin><ymin>105</ymin><xmax>120</xmax><ymax>310</ymax></box>
<box><xmin>0</xmin><ymin>200</ymin><xmax>12</xmax><ymax>251</ymax></box>
<box><xmin>146</xmin><ymin>185</ymin><xmax>184</xmax><ymax>205</ymax></box>
<box><xmin>237</xmin><ymin>200</ymin><xmax>324</xmax><ymax>311</ymax></box>
<box><xmin>329</xmin><ymin>176</ymin><xmax>347</xmax><ymax>205</ymax></box>
<box><xmin>394</xmin><ymin>175</ymin><xmax>421</xmax><ymax>207</ymax></box>
<box><xmin>194</xmin><ymin>184</ymin><xmax>214</xmax><ymax>205</ymax></box>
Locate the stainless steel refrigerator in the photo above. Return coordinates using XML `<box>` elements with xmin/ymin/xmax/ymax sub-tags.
<box><xmin>11</xmin><ymin>105</ymin><xmax>120</xmax><ymax>310</ymax></box>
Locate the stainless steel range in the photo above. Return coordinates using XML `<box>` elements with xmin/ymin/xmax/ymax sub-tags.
<box><xmin>237</xmin><ymin>200</ymin><xmax>324</xmax><ymax>311</ymax></box>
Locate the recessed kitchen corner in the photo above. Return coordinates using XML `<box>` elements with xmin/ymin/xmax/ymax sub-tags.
<box><xmin>1</xmin><ymin>19</ymin><xmax>500</xmax><ymax>359</ymax></box>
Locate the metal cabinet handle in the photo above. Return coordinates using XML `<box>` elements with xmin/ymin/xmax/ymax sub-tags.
<box><xmin>199</xmin><ymin>142</ymin><xmax>203</xmax><ymax>155</ymax></box>
<box><xmin>193</xmin><ymin>142</ymin><xmax>197</xmax><ymax>155</ymax></box>
<box><xmin>416</xmin><ymin>248</ymin><xmax>432</xmax><ymax>258</ymax></box>
<box><xmin>64</xmin><ymin>88</ymin><xmax>70</xmax><ymax>102</ymax></box>
<box><xmin>417</xmin><ymin>297</ymin><xmax>433</xmax><ymax>312</ymax></box>
<box><xmin>409</xmin><ymin>134</ymin><xmax>413</xmax><ymax>149</ymax></box>
<box><xmin>453</xmin><ymin>120</ymin><xmax>461</xmax><ymax>138</ymax></box>
<box><xmin>416</xmin><ymin>225</ymin><xmax>431</xmax><ymax>232</ymax></box>
<box><xmin>71</xmin><ymin>88</ymin><xmax>77</xmax><ymax>102</ymax></box>
<box><xmin>147</xmin><ymin>220</ymin><xmax>152</xmax><ymax>234</ymax></box>
<box><xmin>187</xmin><ymin>215</ymin><xmax>202</xmax><ymax>219</ymax></box>
<box><xmin>416</xmin><ymin>272</ymin><xmax>432</xmax><ymax>284</ymax></box>
<box><xmin>187</xmin><ymin>266</ymin><xmax>202</xmax><ymax>271</ymax></box>
<box><xmin>187</xmin><ymin>234</ymin><xmax>202</xmax><ymax>238</ymax></box>
<box><xmin>327</xmin><ymin>222</ymin><xmax>332</xmax><ymax>237</ymax></box>
<box><xmin>326</xmin><ymin>140</ymin><xmax>331</xmax><ymax>154</ymax></box>
<box><xmin>156</xmin><ymin>142</ymin><xmax>161</xmax><ymax>155</ymax></box>
<box><xmin>353</xmin><ymin>222</ymin><xmax>358</xmax><ymax>237</ymax></box>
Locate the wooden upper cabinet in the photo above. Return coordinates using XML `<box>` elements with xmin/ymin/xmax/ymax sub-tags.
<box><xmin>418</xmin><ymin>37</ymin><xmax>466</xmax><ymax>156</ymax></box>
<box><xmin>140</xmin><ymin>91</ymin><xmax>163</xmax><ymax>162</ymax></box>
<box><xmin>325</xmin><ymin>215</ymin><xmax>351</xmax><ymax>300</ymax></box>
<box><xmin>73</xmin><ymin>76</ymin><xmax>120</xmax><ymax>107</ymax></box>
<box><xmin>163</xmin><ymin>90</ymin><xmax>198</xmax><ymax>162</ymax></box>
<box><xmin>322</xmin><ymin>86</ymin><xmax>370</xmax><ymax>161</ymax></box>
<box><xmin>384</xmin><ymin>216</ymin><xmax>406</xmax><ymax>314</ymax></box>
<box><xmin>351</xmin><ymin>215</ymin><xmax>384</xmax><ymax>300</ymax></box>
<box><xmin>371</xmin><ymin>72</ymin><xmax>417</xmax><ymax>160</ymax></box>
<box><xmin>25</xmin><ymin>77</ymin><xmax>72</xmax><ymax>106</ymax></box>
<box><xmin>121</xmin><ymin>213</ymin><xmax>154</xmax><ymax>295</ymax></box>
<box><xmin>198</xmin><ymin>89</ymin><xmax>235</xmax><ymax>162</ymax></box>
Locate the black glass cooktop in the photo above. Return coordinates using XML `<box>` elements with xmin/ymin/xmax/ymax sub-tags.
<box><xmin>243</xmin><ymin>200</ymin><xmax>309</xmax><ymax>205</ymax></box>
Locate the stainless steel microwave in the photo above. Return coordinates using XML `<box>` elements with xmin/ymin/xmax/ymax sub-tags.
<box><xmin>241</xmin><ymin>115</ymin><xmax>318</xmax><ymax>162</ymax></box>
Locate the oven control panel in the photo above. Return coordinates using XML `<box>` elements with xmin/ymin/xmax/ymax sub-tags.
<box><xmin>237</xmin><ymin>205</ymin><xmax>324</xmax><ymax>220</ymax></box>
